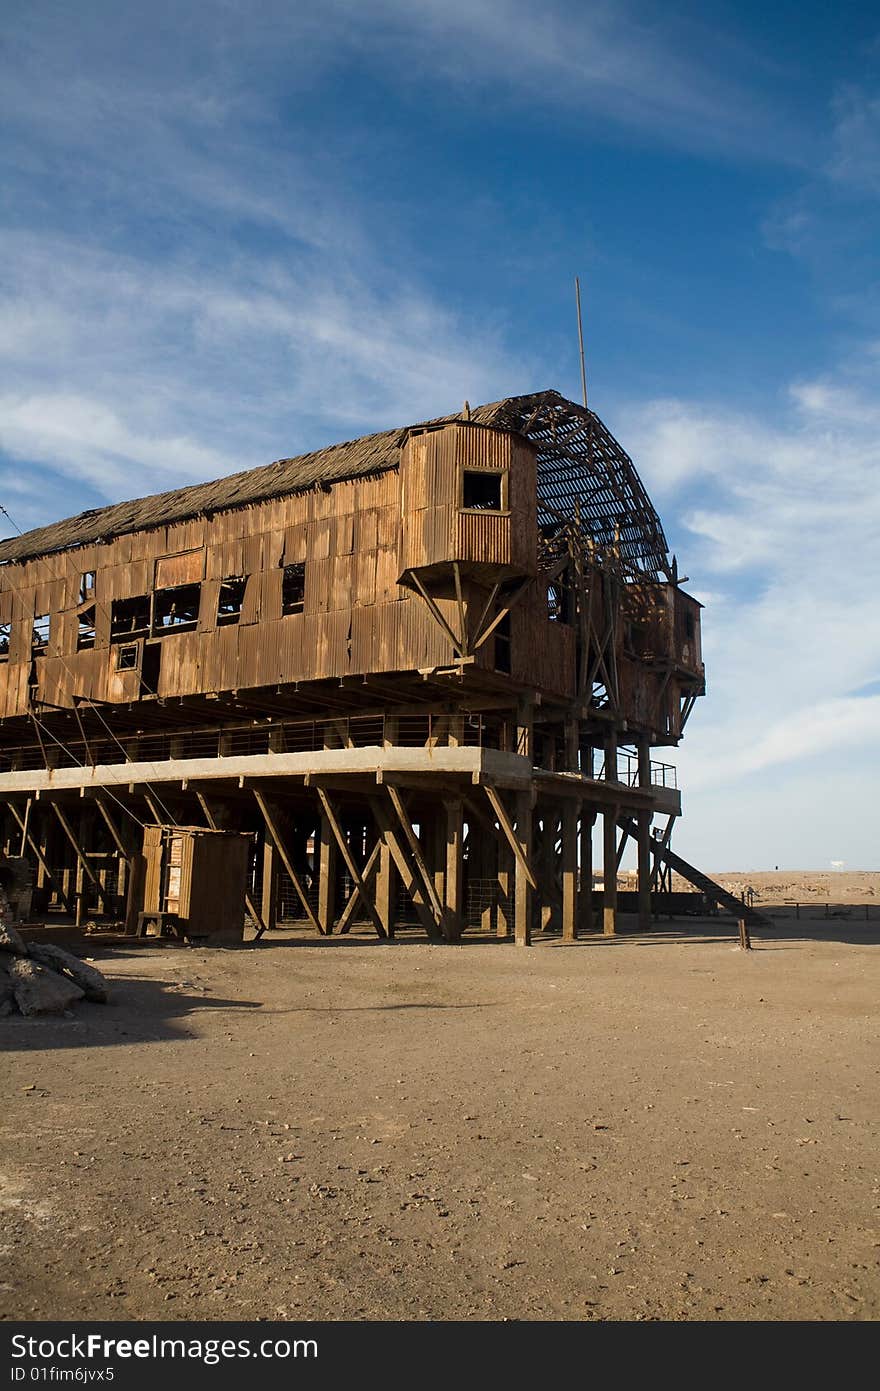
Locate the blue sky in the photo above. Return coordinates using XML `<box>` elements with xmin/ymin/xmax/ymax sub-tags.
<box><xmin>2</xmin><ymin>1</ymin><xmax>878</xmax><ymax>870</ymax></box>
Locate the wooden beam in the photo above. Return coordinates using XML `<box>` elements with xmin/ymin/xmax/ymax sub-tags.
<box><xmin>471</xmin><ymin>577</ymin><xmax>532</xmax><ymax>653</ymax></box>
<box><xmin>336</xmin><ymin>836</ymin><xmax>382</xmax><ymax>935</ymax></box>
<box><xmin>49</xmin><ymin>801</ymin><xmax>114</xmax><ymax>909</ymax></box>
<box><xmin>252</xmin><ymin>788</ymin><xmax>323</xmax><ymax>935</ymax></box>
<box><xmin>483</xmin><ymin>784</ymin><xmax>538</xmax><ymax>890</ymax></box>
<box><xmin>562</xmin><ymin>800</ymin><xmax>579</xmax><ymax>941</ymax></box>
<box><xmin>406</xmin><ymin>569</ymin><xmax>464</xmax><ymax>657</ymax></box>
<box><xmin>514</xmin><ymin>790</ymin><xmax>532</xmax><ymax>947</ymax></box>
<box><xmin>444</xmin><ymin>798</ymin><xmax>464</xmax><ymax>942</ymax></box>
<box><xmin>5</xmin><ymin>801</ymin><xmax>74</xmax><ymax>914</ymax></box>
<box><xmin>317</xmin><ymin>810</ymin><xmax>336</xmax><ymax>934</ymax></box>
<box><xmin>316</xmin><ymin>789</ymin><xmax>387</xmax><ymax>939</ymax></box>
<box><xmin>385</xmin><ymin>785</ymin><xmax>445</xmax><ymax>923</ymax></box>
<box><xmin>368</xmin><ymin>796</ymin><xmax>441</xmax><ymax>939</ymax></box>
<box><xmin>94</xmin><ymin>795</ymin><xmax>131</xmax><ymax>861</ymax></box>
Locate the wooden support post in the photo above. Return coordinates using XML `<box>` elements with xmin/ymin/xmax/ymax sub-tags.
<box><xmin>484</xmin><ymin>785</ymin><xmax>538</xmax><ymax>891</ymax></box>
<box><xmin>317</xmin><ymin>810</ymin><xmax>336</xmax><ymax>935</ymax></box>
<box><xmin>369</xmin><ymin>797</ymin><xmax>442</xmax><ymax>939</ymax></box>
<box><xmin>444</xmin><ymin>799</ymin><xmax>463</xmax><ymax>941</ymax></box>
<box><xmin>579</xmin><ymin>809</ymin><xmax>594</xmax><ymax>933</ymax></box>
<box><xmin>316</xmin><ymin>789</ymin><xmax>387</xmax><ymax>939</ymax></box>
<box><xmin>336</xmin><ymin>837</ymin><xmax>383</xmax><ymax>935</ymax></box>
<box><xmin>385</xmin><ymin>786</ymin><xmax>445</xmax><ymax>925</ymax></box>
<box><xmin>738</xmin><ymin>918</ymin><xmax>752</xmax><ymax>951</ymax></box>
<box><xmin>261</xmin><ymin>833</ymin><xmax>278</xmax><ymax>932</ymax></box>
<box><xmin>497</xmin><ymin>855</ymin><xmax>512</xmax><ymax>938</ymax></box>
<box><xmin>6</xmin><ymin>802</ymin><xmax>73</xmax><ymax>914</ymax></box>
<box><xmin>375</xmin><ymin>841</ymin><xmax>395</xmax><ymax>937</ymax></box>
<box><xmin>603</xmin><ymin>730</ymin><xmax>618</xmax><ymax>936</ymax></box>
<box><xmin>603</xmin><ymin>807</ymin><xmax>618</xmax><ymax>937</ymax></box>
<box><xmin>124</xmin><ymin>852</ymin><xmax>146</xmax><ymax>935</ymax></box>
<box><xmin>637</xmin><ymin>738</ymin><xmax>652</xmax><ymax>931</ymax></box>
<box><xmin>514</xmin><ymin>791</ymin><xmax>532</xmax><ymax>947</ymax></box>
<box><xmin>19</xmin><ymin>797</ymin><xmax>32</xmax><ymax>859</ymax></box>
<box><xmin>253</xmin><ymin>789</ymin><xmax>323</xmax><ymax>935</ymax></box>
<box><xmin>50</xmin><ymin>802</ymin><xmax>113</xmax><ymax>910</ymax></box>
<box><xmin>562</xmin><ymin>800</ymin><xmax>579</xmax><ymax>941</ymax></box>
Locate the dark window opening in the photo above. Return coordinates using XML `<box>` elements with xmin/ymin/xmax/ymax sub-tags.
<box><xmin>77</xmin><ymin>606</ymin><xmax>96</xmax><ymax>651</ymax></box>
<box><xmin>141</xmin><ymin>643</ymin><xmax>161</xmax><ymax>696</ymax></box>
<box><xmin>684</xmin><ymin>611</ymin><xmax>695</xmax><ymax>641</ymax></box>
<box><xmin>79</xmin><ymin>571</ymin><xmax>96</xmax><ymax>603</ymax></box>
<box><xmin>494</xmin><ymin>613</ymin><xmax>511</xmax><ymax>674</ymax></box>
<box><xmin>153</xmin><ymin>583</ymin><xmax>200</xmax><ymax>634</ymax></box>
<box><xmin>32</xmin><ymin>614</ymin><xmax>50</xmax><ymax>654</ymax></box>
<box><xmin>117</xmin><ymin>644</ymin><xmax>139</xmax><ymax>671</ymax></box>
<box><xmin>218</xmin><ymin>576</ymin><xmax>247</xmax><ymax>626</ymax></box>
<box><xmin>0</xmin><ymin>623</ymin><xmax>9</xmax><ymax>660</ymax></box>
<box><xmin>282</xmin><ymin>563</ymin><xmax>305</xmax><ymax>616</ymax></box>
<box><xmin>462</xmin><ymin>469</ymin><xmax>504</xmax><ymax>511</ymax></box>
<box><xmin>547</xmin><ymin>580</ymin><xmax>573</xmax><ymax>624</ymax></box>
<box><xmin>111</xmin><ymin>595</ymin><xmax>150</xmax><ymax>641</ymax></box>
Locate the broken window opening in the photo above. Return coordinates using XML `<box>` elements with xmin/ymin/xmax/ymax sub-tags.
<box><xmin>77</xmin><ymin>606</ymin><xmax>96</xmax><ymax>651</ymax></box>
<box><xmin>32</xmin><ymin>614</ymin><xmax>50</xmax><ymax>655</ymax></box>
<box><xmin>281</xmin><ymin>563</ymin><xmax>305</xmax><ymax>616</ymax></box>
<box><xmin>0</xmin><ymin>623</ymin><xmax>9</xmax><ymax>660</ymax></box>
<box><xmin>117</xmin><ymin>644</ymin><xmax>139</xmax><ymax>672</ymax></box>
<box><xmin>218</xmin><ymin>576</ymin><xmax>248</xmax><ymax>626</ymax></box>
<box><xmin>152</xmin><ymin>583</ymin><xmax>201</xmax><ymax>635</ymax></box>
<box><xmin>111</xmin><ymin>595</ymin><xmax>151</xmax><ymax>642</ymax></box>
<box><xmin>462</xmin><ymin>469</ymin><xmax>505</xmax><ymax>512</ymax></box>
<box><xmin>79</xmin><ymin>571</ymin><xmax>96</xmax><ymax>603</ymax></box>
<box><xmin>547</xmin><ymin>580</ymin><xmax>573</xmax><ymax>624</ymax></box>
<box><xmin>141</xmin><ymin>642</ymin><xmax>161</xmax><ymax>696</ymax></box>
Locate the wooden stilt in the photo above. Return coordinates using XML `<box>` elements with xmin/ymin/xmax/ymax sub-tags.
<box><xmin>579</xmin><ymin>808</ymin><xmax>594</xmax><ymax>933</ymax></box>
<box><xmin>317</xmin><ymin>810</ymin><xmax>337</xmax><ymax>934</ymax></box>
<box><xmin>637</xmin><ymin>739</ymin><xmax>652</xmax><ymax>930</ymax></box>
<box><xmin>444</xmin><ymin>799</ymin><xmax>463</xmax><ymax>941</ymax></box>
<box><xmin>369</xmin><ymin>796</ymin><xmax>442</xmax><ymax>939</ymax></box>
<box><xmin>253</xmin><ymin>789</ymin><xmax>323</xmax><ymax>934</ymax></box>
<box><xmin>603</xmin><ymin>731</ymin><xmax>618</xmax><ymax>936</ymax></box>
<box><xmin>374</xmin><ymin>840</ymin><xmax>395</xmax><ymax>937</ymax></box>
<box><xmin>316</xmin><ymin>789</ymin><xmax>387</xmax><ymax>939</ymax></box>
<box><xmin>514</xmin><ymin>790</ymin><xmax>532</xmax><ymax>947</ymax></box>
<box><xmin>562</xmin><ymin>800</ymin><xmax>579</xmax><ymax>941</ymax></box>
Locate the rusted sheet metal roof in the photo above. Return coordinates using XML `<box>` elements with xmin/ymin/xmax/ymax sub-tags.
<box><xmin>0</xmin><ymin>390</ymin><xmax>669</xmax><ymax>575</ymax></box>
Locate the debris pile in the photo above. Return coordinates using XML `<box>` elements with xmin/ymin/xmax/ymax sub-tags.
<box><xmin>0</xmin><ymin>920</ymin><xmax>109</xmax><ymax>1018</ymax></box>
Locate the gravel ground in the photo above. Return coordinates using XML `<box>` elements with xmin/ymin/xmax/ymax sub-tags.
<box><xmin>2</xmin><ymin>916</ymin><xmax>878</xmax><ymax>1322</ymax></box>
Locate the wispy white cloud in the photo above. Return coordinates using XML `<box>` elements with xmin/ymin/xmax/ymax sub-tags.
<box><xmin>621</xmin><ymin>365</ymin><xmax>880</xmax><ymax>867</ymax></box>
<box><xmin>0</xmin><ymin>229</ymin><xmax>527</xmax><ymax>527</ymax></box>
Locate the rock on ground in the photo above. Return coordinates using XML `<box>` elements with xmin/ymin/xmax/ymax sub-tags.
<box><xmin>9</xmin><ymin>957</ymin><xmax>85</xmax><ymax>1016</ymax></box>
<box><xmin>0</xmin><ymin>920</ymin><xmax>28</xmax><ymax>955</ymax></box>
<box><xmin>28</xmin><ymin>943</ymin><xmax>109</xmax><ymax>1003</ymax></box>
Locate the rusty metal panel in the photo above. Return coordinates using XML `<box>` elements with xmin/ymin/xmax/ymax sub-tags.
<box><xmin>154</xmin><ymin>548</ymin><xmax>205</xmax><ymax>590</ymax></box>
<box><xmin>309</xmin><ymin>517</ymin><xmax>331</xmax><ymax>561</ymax></box>
<box><xmin>283</xmin><ymin>523</ymin><xmax>308</xmax><ymax>563</ymax></box>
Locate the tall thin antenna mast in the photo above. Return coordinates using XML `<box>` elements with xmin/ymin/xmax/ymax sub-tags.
<box><xmin>574</xmin><ymin>275</ymin><xmax>588</xmax><ymax>410</ymax></box>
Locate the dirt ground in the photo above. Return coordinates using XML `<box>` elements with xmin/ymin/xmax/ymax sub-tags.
<box><xmin>2</xmin><ymin>912</ymin><xmax>878</xmax><ymax>1323</ymax></box>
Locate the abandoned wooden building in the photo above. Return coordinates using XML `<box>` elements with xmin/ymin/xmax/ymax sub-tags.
<box><xmin>0</xmin><ymin>388</ymin><xmax>715</xmax><ymax>944</ymax></box>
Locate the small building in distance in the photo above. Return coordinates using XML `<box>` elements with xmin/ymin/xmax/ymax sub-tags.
<box><xmin>0</xmin><ymin>389</ymin><xmax>706</xmax><ymax>943</ymax></box>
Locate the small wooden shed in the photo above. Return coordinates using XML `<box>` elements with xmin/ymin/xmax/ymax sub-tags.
<box><xmin>142</xmin><ymin>825</ymin><xmax>250</xmax><ymax>942</ymax></box>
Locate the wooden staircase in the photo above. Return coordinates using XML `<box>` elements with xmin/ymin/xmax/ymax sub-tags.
<box><xmin>618</xmin><ymin>818</ymin><xmax>774</xmax><ymax>927</ymax></box>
